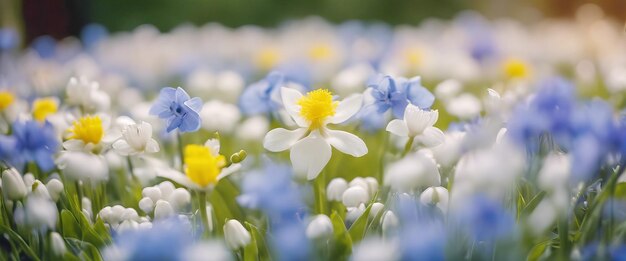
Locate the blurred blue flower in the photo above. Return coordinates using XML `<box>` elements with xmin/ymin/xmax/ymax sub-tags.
<box><xmin>454</xmin><ymin>195</ymin><xmax>515</xmax><ymax>242</ymax></box>
<box><xmin>81</xmin><ymin>23</ymin><xmax>109</xmax><ymax>50</ymax></box>
<box><xmin>238</xmin><ymin>159</ymin><xmax>310</xmax><ymax>260</ymax></box>
<box><xmin>149</xmin><ymin>87</ymin><xmax>202</xmax><ymax>133</ymax></box>
<box><xmin>31</xmin><ymin>35</ymin><xmax>57</xmax><ymax>59</ymax></box>
<box><xmin>0</xmin><ymin>28</ymin><xmax>19</xmax><ymax>51</ymax></box>
<box><xmin>239</xmin><ymin>71</ymin><xmax>285</xmax><ymax>116</ymax></box>
<box><xmin>0</xmin><ymin>120</ymin><xmax>59</xmax><ymax>172</ymax></box>
<box><xmin>109</xmin><ymin>219</ymin><xmax>193</xmax><ymax>261</ymax></box>
<box><xmin>360</xmin><ymin>74</ymin><xmax>434</xmax><ymax>130</ymax></box>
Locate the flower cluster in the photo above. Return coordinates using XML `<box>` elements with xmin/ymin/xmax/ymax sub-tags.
<box><xmin>1</xmin><ymin>7</ymin><xmax>626</xmax><ymax>261</ymax></box>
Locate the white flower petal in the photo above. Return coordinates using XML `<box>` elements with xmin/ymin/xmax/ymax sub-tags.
<box><xmin>329</xmin><ymin>94</ymin><xmax>362</xmax><ymax>124</ymax></box>
<box><xmin>263</xmin><ymin>128</ymin><xmax>307</xmax><ymax>152</ymax></box>
<box><xmin>386</xmin><ymin>119</ymin><xmax>408</xmax><ymax>137</ymax></box>
<box><xmin>280</xmin><ymin>87</ymin><xmax>308</xmax><ymax>127</ymax></box>
<box><xmin>155</xmin><ymin>169</ymin><xmax>201</xmax><ymax>190</ymax></box>
<box><xmin>145</xmin><ymin>139</ymin><xmax>160</xmax><ymax>153</ymax></box>
<box><xmin>326</xmin><ymin>129</ymin><xmax>368</xmax><ymax>157</ymax></box>
<box><xmin>63</xmin><ymin>139</ymin><xmax>85</xmax><ymax>151</ymax></box>
<box><xmin>204</xmin><ymin>138</ymin><xmax>221</xmax><ymax>155</ymax></box>
<box><xmin>290</xmin><ymin>134</ymin><xmax>332</xmax><ymax>180</ymax></box>
<box><xmin>112</xmin><ymin>140</ymin><xmax>134</xmax><ymax>156</ymax></box>
<box><xmin>217</xmin><ymin>163</ymin><xmax>241</xmax><ymax>181</ymax></box>
<box><xmin>414</xmin><ymin>126</ymin><xmax>445</xmax><ymax>147</ymax></box>
<box><xmin>404</xmin><ymin>106</ymin><xmax>438</xmax><ymax>136</ymax></box>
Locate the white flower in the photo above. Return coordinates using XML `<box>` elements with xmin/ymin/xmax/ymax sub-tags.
<box><xmin>46</xmin><ymin>179</ymin><xmax>64</xmax><ymax>202</ymax></box>
<box><xmin>154</xmin><ymin>200</ymin><xmax>174</xmax><ymax>219</ymax></box>
<box><xmin>370</xmin><ymin>202</ymin><xmax>385</xmax><ymax>219</ymax></box>
<box><xmin>56</xmin><ymin>151</ymin><xmax>109</xmax><ymax>184</ymax></box>
<box><xmin>384</xmin><ymin>151</ymin><xmax>441</xmax><ymax>192</ymax></box>
<box><xmin>306</xmin><ymin>214</ymin><xmax>334</xmax><ymax>239</ymax></box>
<box><xmin>1</xmin><ymin>168</ymin><xmax>27</xmax><ymax>200</ymax></box>
<box><xmin>112</xmin><ymin>121</ymin><xmax>160</xmax><ymax>156</ymax></box>
<box><xmin>14</xmin><ymin>196</ymin><xmax>58</xmax><ymax>230</ymax></box>
<box><xmin>342</xmin><ymin>186</ymin><xmax>369</xmax><ymax>208</ymax></box>
<box><xmin>182</xmin><ymin>241</ymin><xmax>233</xmax><ymax>261</ymax></box>
<box><xmin>326</xmin><ymin>178</ymin><xmax>348</xmax><ymax>201</ymax></box>
<box><xmin>386</xmin><ymin>104</ymin><xmax>444</xmax><ymax>147</ymax></box>
<box><xmin>50</xmin><ymin>232</ymin><xmax>66</xmax><ymax>256</ymax></box>
<box><xmin>65</xmin><ymin>76</ymin><xmax>111</xmax><ymax>112</ymax></box>
<box><xmin>264</xmin><ymin>88</ymin><xmax>367</xmax><ymax>180</ymax></box>
<box><xmin>420</xmin><ymin>186</ymin><xmax>449</xmax><ymax>213</ymax></box>
<box><xmin>200</xmin><ymin>100</ymin><xmax>241</xmax><ymax>133</ymax></box>
<box><xmin>223</xmin><ymin>219</ymin><xmax>251</xmax><ymax>250</ymax></box>
<box><xmin>381</xmin><ymin>210</ymin><xmax>398</xmax><ymax>239</ymax></box>
<box><xmin>236</xmin><ymin>116</ymin><xmax>269</xmax><ymax>141</ymax></box>
<box><xmin>352</xmin><ymin>238</ymin><xmax>400</xmax><ymax>261</ymax></box>
<box><xmin>446</xmin><ymin>93</ymin><xmax>482</xmax><ymax>120</ymax></box>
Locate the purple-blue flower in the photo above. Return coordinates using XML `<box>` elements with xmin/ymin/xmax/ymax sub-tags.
<box><xmin>149</xmin><ymin>87</ymin><xmax>202</xmax><ymax>133</ymax></box>
<box><xmin>0</xmin><ymin>120</ymin><xmax>59</xmax><ymax>172</ymax></box>
<box><xmin>239</xmin><ymin>71</ymin><xmax>285</xmax><ymax>116</ymax></box>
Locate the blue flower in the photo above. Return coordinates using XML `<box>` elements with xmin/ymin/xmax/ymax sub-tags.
<box><xmin>360</xmin><ymin>74</ymin><xmax>434</xmax><ymax>130</ymax></box>
<box><xmin>0</xmin><ymin>120</ymin><xmax>59</xmax><ymax>172</ymax></box>
<box><xmin>239</xmin><ymin>71</ymin><xmax>285</xmax><ymax>115</ymax></box>
<box><xmin>149</xmin><ymin>87</ymin><xmax>202</xmax><ymax>133</ymax></box>
<box><xmin>107</xmin><ymin>218</ymin><xmax>193</xmax><ymax>261</ymax></box>
<box><xmin>454</xmin><ymin>195</ymin><xmax>515</xmax><ymax>242</ymax></box>
<box><xmin>237</xmin><ymin>159</ymin><xmax>310</xmax><ymax>260</ymax></box>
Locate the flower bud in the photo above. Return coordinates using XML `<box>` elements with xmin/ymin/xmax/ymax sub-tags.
<box><xmin>342</xmin><ymin>186</ymin><xmax>368</xmax><ymax>208</ymax></box>
<box><xmin>2</xmin><ymin>168</ymin><xmax>27</xmax><ymax>200</ymax></box>
<box><xmin>420</xmin><ymin>186</ymin><xmax>449</xmax><ymax>213</ymax></box>
<box><xmin>326</xmin><ymin>178</ymin><xmax>348</xmax><ymax>201</ymax></box>
<box><xmin>46</xmin><ymin>179</ymin><xmax>64</xmax><ymax>202</ymax></box>
<box><xmin>154</xmin><ymin>200</ymin><xmax>174</xmax><ymax>219</ymax></box>
<box><xmin>142</xmin><ymin>186</ymin><xmax>162</xmax><ymax>203</ymax></box>
<box><xmin>381</xmin><ymin>211</ymin><xmax>398</xmax><ymax>238</ymax></box>
<box><xmin>230</xmin><ymin>150</ymin><xmax>247</xmax><ymax>163</ymax></box>
<box><xmin>138</xmin><ymin>197</ymin><xmax>154</xmax><ymax>213</ymax></box>
<box><xmin>32</xmin><ymin>181</ymin><xmax>51</xmax><ymax>199</ymax></box>
<box><xmin>306</xmin><ymin>214</ymin><xmax>333</xmax><ymax>240</ymax></box>
<box><xmin>168</xmin><ymin>188</ymin><xmax>191</xmax><ymax>211</ymax></box>
<box><xmin>157</xmin><ymin>181</ymin><xmax>175</xmax><ymax>198</ymax></box>
<box><xmin>223</xmin><ymin>219</ymin><xmax>251</xmax><ymax>250</ymax></box>
<box><xmin>50</xmin><ymin>232</ymin><xmax>66</xmax><ymax>256</ymax></box>
<box><xmin>369</xmin><ymin>202</ymin><xmax>384</xmax><ymax>219</ymax></box>
<box><xmin>82</xmin><ymin>197</ymin><xmax>92</xmax><ymax>219</ymax></box>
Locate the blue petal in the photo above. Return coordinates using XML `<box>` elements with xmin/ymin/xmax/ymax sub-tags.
<box><xmin>178</xmin><ymin>113</ymin><xmax>201</xmax><ymax>133</ymax></box>
<box><xmin>391</xmin><ymin>99</ymin><xmax>409</xmax><ymax>118</ymax></box>
<box><xmin>184</xmin><ymin>97</ymin><xmax>203</xmax><ymax>114</ymax></box>
<box><xmin>407</xmin><ymin>85</ymin><xmax>435</xmax><ymax>109</ymax></box>
<box><xmin>34</xmin><ymin>149</ymin><xmax>55</xmax><ymax>172</ymax></box>
<box><xmin>166</xmin><ymin>116</ymin><xmax>183</xmax><ymax>133</ymax></box>
<box><xmin>175</xmin><ymin>87</ymin><xmax>191</xmax><ymax>105</ymax></box>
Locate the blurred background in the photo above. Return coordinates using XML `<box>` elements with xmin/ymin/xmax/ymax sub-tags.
<box><xmin>1</xmin><ymin>0</ymin><xmax>625</xmax><ymax>46</ymax></box>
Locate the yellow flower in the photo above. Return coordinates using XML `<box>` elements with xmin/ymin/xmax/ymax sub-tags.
<box><xmin>184</xmin><ymin>144</ymin><xmax>226</xmax><ymax>187</ymax></box>
<box><xmin>308</xmin><ymin>43</ymin><xmax>333</xmax><ymax>61</ymax></box>
<box><xmin>255</xmin><ymin>48</ymin><xmax>280</xmax><ymax>70</ymax></box>
<box><xmin>503</xmin><ymin>58</ymin><xmax>530</xmax><ymax>79</ymax></box>
<box><xmin>297</xmin><ymin>89</ymin><xmax>338</xmax><ymax>130</ymax></box>
<box><xmin>32</xmin><ymin>97</ymin><xmax>58</xmax><ymax>121</ymax></box>
<box><xmin>0</xmin><ymin>91</ymin><xmax>15</xmax><ymax>111</ymax></box>
<box><xmin>68</xmin><ymin>116</ymin><xmax>104</xmax><ymax>144</ymax></box>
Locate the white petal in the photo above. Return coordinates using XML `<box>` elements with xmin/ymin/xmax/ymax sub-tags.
<box><xmin>112</xmin><ymin>140</ymin><xmax>134</xmax><ymax>156</ymax></box>
<box><xmin>280</xmin><ymin>87</ymin><xmax>308</xmax><ymax>127</ymax></box>
<box><xmin>404</xmin><ymin>106</ymin><xmax>438</xmax><ymax>136</ymax></box>
<box><xmin>155</xmin><ymin>168</ymin><xmax>201</xmax><ymax>190</ymax></box>
<box><xmin>204</xmin><ymin>138</ymin><xmax>221</xmax><ymax>155</ymax></box>
<box><xmin>217</xmin><ymin>163</ymin><xmax>241</xmax><ymax>181</ymax></box>
<box><xmin>145</xmin><ymin>139</ymin><xmax>160</xmax><ymax>153</ymax></box>
<box><xmin>329</xmin><ymin>94</ymin><xmax>362</xmax><ymax>124</ymax></box>
<box><xmin>290</xmin><ymin>135</ymin><xmax>332</xmax><ymax>180</ymax></box>
<box><xmin>326</xmin><ymin>129</ymin><xmax>368</xmax><ymax>157</ymax></box>
<box><xmin>263</xmin><ymin>128</ymin><xmax>307</xmax><ymax>152</ymax></box>
<box><xmin>63</xmin><ymin>140</ymin><xmax>85</xmax><ymax>151</ymax></box>
<box><xmin>386</xmin><ymin>119</ymin><xmax>408</xmax><ymax>137</ymax></box>
<box><xmin>139</xmin><ymin>121</ymin><xmax>153</xmax><ymax>141</ymax></box>
<box><xmin>414</xmin><ymin>126</ymin><xmax>445</xmax><ymax>147</ymax></box>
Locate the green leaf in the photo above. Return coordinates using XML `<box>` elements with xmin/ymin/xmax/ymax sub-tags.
<box><xmin>61</xmin><ymin>209</ymin><xmax>80</xmax><ymax>238</ymax></box>
<box><xmin>76</xmin><ymin>212</ymin><xmax>107</xmax><ymax>247</ymax></box>
<box><xmin>0</xmin><ymin>225</ymin><xmax>40</xmax><ymax>261</ymax></box>
<box><xmin>614</xmin><ymin>182</ymin><xmax>626</xmax><ymax>199</ymax></box>
<box><xmin>330</xmin><ymin>211</ymin><xmax>352</xmax><ymax>260</ymax></box>
<box><xmin>348</xmin><ymin>204</ymin><xmax>372</xmax><ymax>243</ymax></box>
<box><xmin>66</xmin><ymin>238</ymin><xmax>103</xmax><ymax>261</ymax></box>
<box><xmin>521</xmin><ymin>191</ymin><xmax>546</xmax><ymax>217</ymax></box>
<box><xmin>526</xmin><ymin>239</ymin><xmax>551</xmax><ymax>261</ymax></box>
<box><xmin>247</xmin><ymin>222</ymin><xmax>271</xmax><ymax>261</ymax></box>
<box><xmin>243</xmin><ymin>222</ymin><xmax>259</xmax><ymax>261</ymax></box>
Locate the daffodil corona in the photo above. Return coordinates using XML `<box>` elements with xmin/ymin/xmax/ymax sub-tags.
<box><xmin>69</xmin><ymin>116</ymin><xmax>104</xmax><ymax>145</ymax></box>
<box><xmin>184</xmin><ymin>144</ymin><xmax>226</xmax><ymax>187</ymax></box>
<box><xmin>264</xmin><ymin>87</ymin><xmax>368</xmax><ymax>180</ymax></box>
<box><xmin>0</xmin><ymin>91</ymin><xmax>15</xmax><ymax>111</ymax></box>
<box><xmin>32</xmin><ymin>97</ymin><xmax>58</xmax><ymax>121</ymax></box>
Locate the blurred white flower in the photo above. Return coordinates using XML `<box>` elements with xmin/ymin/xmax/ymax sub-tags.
<box><xmin>14</xmin><ymin>195</ymin><xmax>58</xmax><ymax>230</ymax></box>
<box><xmin>384</xmin><ymin>151</ymin><xmax>440</xmax><ymax>192</ymax></box>
<box><xmin>446</xmin><ymin>93</ymin><xmax>482</xmax><ymax>120</ymax></box>
<box><xmin>200</xmin><ymin>100</ymin><xmax>241</xmax><ymax>133</ymax></box>
<box><xmin>50</xmin><ymin>232</ymin><xmax>67</xmax><ymax>256</ymax></box>
<box><xmin>112</xmin><ymin>121</ymin><xmax>160</xmax><ymax>156</ymax></box>
<box><xmin>45</xmin><ymin>179</ymin><xmax>64</xmax><ymax>202</ymax></box>
<box><xmin>352</xmin><ymin>237</ymin><xmax>400</xmax><ymax>261</ymax></box>
<box><xmin>342</xmin><ymin>186</ymin><xmax>369</xmax><ymax>208</ymax></box>
<box><xmin>65</xmin><ymin>76</ymin><xmax>111</xmax><ymax>112</ymax></box>
<box><xmin>386</xmin><ymin>104</ymin><xmax>444</xmax><ymax>147</ymax></box>
<box><xmin>420</xmin><ymin>186</ymin><xmax>449</xmax><ymax>213</ymax></box>
<box><xmin>235</xmin><ymin>116</ymin><xmax>269</xmax><ymax>141</ymax></box>
<box><xmin>326</xmin><ymin>177</ymin><xmax>348</xmax><ymax>201</ymax></box>
<box><xmin>223</xmin><ymin>219</ymin><xmax>251</xmax><ymax>250</ymax></box>
<box><xmin>306</xmin><ymin>214</ymin><xmax>334</xmax><ymax>239</ymax></box>
<box><xmin>56</xmin><ymin>151</ymin><xmax>110</xmax><ymax>184</ymax></box>
<box><xmin>181</xmin><ymin>241</ymin><xmax>233</xmax><ymax>261</ymax></box>
<box><xmin>1</xmin><ymin>168</ymin><xmax>27</xmax><ymax>200</ymax></box>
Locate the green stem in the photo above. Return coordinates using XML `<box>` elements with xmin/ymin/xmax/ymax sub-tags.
<box><xmin>177</xmin><ymin>131</ymin><xmax>185</xmax><ymax>171</ymax></box>
<box><xmin>197</xmin><ymin>191</ymin><xmax>210</xmax><ymax>238</ymax></box>
<box><xmin>74</xmin><ymin>181</ymin><xmax>83</xmax><ymax>211</ymax></box>
<box><xmin>558</xmin><ymin>217</ymin><xmax>569</xmax><ymax>261</ymax></box>
<box><xmin>313</xmin><ymin>170</ymin><xmax>327</xmax><ymax>215</ymax></box>
<box><xmin>401</xmin><ymin>137</ymin><xmax>414</xmax><ymax>157</ymax></box>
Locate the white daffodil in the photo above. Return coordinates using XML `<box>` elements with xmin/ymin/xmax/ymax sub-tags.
<box><xmin>65</xmin><ymin>76</ymin><xmax>111</xmax><ymax>113</ymax></box>
<box><xmin>386</xmin><ymin>104</ymin><xmax>444</xmax><ymax>148</ymax></box>
<box><xmin>264</xmin><ymin>87</ymin><xmax>367</xmax><ymax>180</ymax></box>
<box><xmin>112</xmin><ymin>121</ymin><xmax>160</xmax><ymax>156</ymax></box>
<box><xmin>63</xmin><ymin>114</ymin><xmax>119</xmax><ymax>153</ymax></box>
<box><xmin>156</xmin><ymin>139</ymin><xmax>241</xmax><ymax>191</ymax></box>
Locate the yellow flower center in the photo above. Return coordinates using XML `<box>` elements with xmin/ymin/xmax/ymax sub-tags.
<box><xmin>184</xmin><ymin>144</ymin><xmax>226</xmax><ymax>187</ymax></box>
<box><xmin>68</xmin><ymin>115</ymin><xmax>104</xmax><ymax>144</ymax></box>
<box><xmin>308</xmin><ymin>43</ymin><xmax>333</xmax><ymax>61</ymax></box>
<box><xmin>32</xmin><ymin>97</ymin><xmax>58</xmax><ymax>121</ymax></box>
<box><xmin>0</xmin><ymin>91</ymin><xmax>15</xmax><ymax>110</ymax></box>
<box><xmin>255</xmin><ymin>48</ymin><xmax>280</xmax><ymax>70</ymax></box>
<box><xmin>503</xmin><ymin>58</ymin><xmax>530</xmax><ymax>79</ymax></box>
<box><xmin>297</xmin><ymin>89</ymin><xmax>337</xmax><ymax>130</ymax></box>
